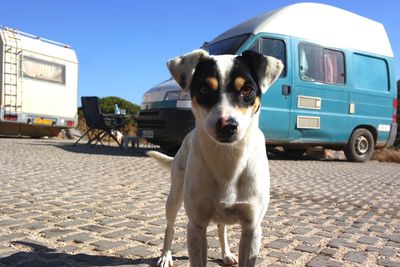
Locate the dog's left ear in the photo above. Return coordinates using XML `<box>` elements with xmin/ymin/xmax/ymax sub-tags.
<box><xmin>167</xmin><ymin>49</ymin><xmax>209</xmax><ymax>91</ymax></box>
<box><xmin>239</xmin><ymin>50</ymin><xmax>284</xmax><ymax>93</ymax></box>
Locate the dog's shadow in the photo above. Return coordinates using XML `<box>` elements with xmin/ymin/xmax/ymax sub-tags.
<box><xmin>0</xmin><ymin>241</ymin><xmax>191</xmax><ymax>266</ymax></box>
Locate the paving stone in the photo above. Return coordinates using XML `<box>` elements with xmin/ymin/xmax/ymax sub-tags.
<box><xmin>60</xmin><ymin>233</ymin><xmax>94</xmax><ymax>243</ymax></box>
<box><xmin>102</xmin><ymin>229</ymin><xmax>133</xmax><ymax>239</ymax></box>
<box><xmin>343</xmin><ymin>251</ymin><xmax>368</xmax><ymax>264</ymax></box>
<box><xmin>294</xmin><ymin>244</ymin><xmax>320</xmax><ymax>253</ymax></box>
<box><xmin>91</xmin><ymin>240</ymin><xmax>127</xmax><ymax>251</ymax></box>
<box><xmin>14</xmin><ymin>222</ymin><xmax>47</xmax><ymax>230</ymax></box>
<box><xmin>366</xmin><ymin>246</ymin><xmax>397</xmax><ymax>257</ymax></box>
<box><xmin>306</xmin><ymin>255</ymin><xmax>343</xmax><ymax>267</ymax></box>
<box><xmin>357</xmin><ymin>235</ymin><xmax>379</xmax><ymax>245</ymax></box>
<box><xmin>377</xmin><ymin>259</ymin><xmax>400</xmax><ymax>267</ymax></box>
<box><xmin>79</xmin><ymin>224</ymin><xmax>110</xmax><ymax>233</ymax></box>
<box><xmin>291</xmin><ymin>227</ymin><xmax>312</xmax><ymax>234</ymax></box>
<box><xmin>266</xmin><ymin>239</ymin><xmax>293</xmax><ymax>249</ymax></box>
<box><xmin>118</xmin><ymin>245</ymin><xmax>154</xmax><ymax>258</ymax></box>
<box><xmin>369</xmin><ymin>225</ymin><xmax>386</xmax><ymax>233</ymax></box>
<box><xmin>278</xmin><ymin>251</ymin><xmax>303</xmax><ymax>264</ymax></box>
<box><xmin>327</xmin><ymin>238</ymin><xmax>357</xmax><ymax>249</ymax></box>
<box><xmin>40</xmin><ymin>228</ymin><xmax>74</xmax><ymax>239</ymax></box>
<box><xmin>320</xmin><ymin>248</ymin><xmax>337</xmax><ymax>257</ymax></box>
<box><xmin>389</xmin><ymin>235</ymin><xmax>400</xmax><ymax>243</ymax></box>
<box><xmin>55</xmin><ymin>219</ymin><xmax>88</xmax><ymax>228</ymax></box>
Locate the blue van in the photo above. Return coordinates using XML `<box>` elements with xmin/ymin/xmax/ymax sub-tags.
<box><xmin>137</xmin><ymin>3</ymin><xmax>397</xmax><ymax>162</ymax></box>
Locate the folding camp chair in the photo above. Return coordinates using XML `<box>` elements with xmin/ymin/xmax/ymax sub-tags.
<box><xmin>73</xmin><ymin>96</ymin><xmax>125</xmax><ymax>147</ymax></box>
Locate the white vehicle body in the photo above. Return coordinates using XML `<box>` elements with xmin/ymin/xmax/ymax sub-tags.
<box><xmin>0</xmin><ymin>26</ymin><xmax>78</xmax><ymax>137</ymax></box>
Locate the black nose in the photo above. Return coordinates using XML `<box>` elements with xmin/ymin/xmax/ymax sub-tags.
<box><xmin>216</xmin><ymin>117</ymin><xmax>238</xmax><ymax>141</ymax></box>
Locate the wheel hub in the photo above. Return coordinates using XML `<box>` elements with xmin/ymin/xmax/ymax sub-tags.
<box><xmin>355</xmin><ymin>136</ymin><xmax>369</xmax><ymax>155</ymax></box>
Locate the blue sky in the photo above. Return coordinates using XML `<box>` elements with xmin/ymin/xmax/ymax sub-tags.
<box><xmin>2</xmin><ymin>0</ymin><xmax>399</xmax><ymax>105</ymax></box>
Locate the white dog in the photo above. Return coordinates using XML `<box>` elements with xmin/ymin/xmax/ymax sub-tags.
<box><xmin>148</xmin><ymin>49</ymin><xmax>283</xmax><ymax>267</ymax></box>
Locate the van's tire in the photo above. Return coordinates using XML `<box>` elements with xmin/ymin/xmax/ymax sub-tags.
<box><xmin>344</xmin><ymin>128</ymin><xmax>374</xmax><ymax>162</ymax></box>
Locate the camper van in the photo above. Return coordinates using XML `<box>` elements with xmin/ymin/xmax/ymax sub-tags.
<box><xmin>0</xmin><ymin>26</ymin><xmax>78</xmax><ymax>137</ymax></box>
<box><xmin>137</xmin><ymin>3</ymin><xmax>397</xmax><ymax>162</ymax></box>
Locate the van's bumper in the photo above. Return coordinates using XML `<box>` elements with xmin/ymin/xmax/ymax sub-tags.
<box><xmin>385</xmin><ymin>123</ymin><xmax>398</xmax><ymax>148</ymax></box>
<box><xmin>137</xmin><ymin>108</ymin><xmax>195</xmax><ymax>148</ymax></box>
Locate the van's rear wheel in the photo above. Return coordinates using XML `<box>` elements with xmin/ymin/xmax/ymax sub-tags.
<box><xmin>344</xmin><ymin>128</ymin><xmax>374</xmax><ymax>162</ymax></box>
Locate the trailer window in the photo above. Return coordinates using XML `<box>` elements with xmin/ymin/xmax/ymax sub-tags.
<box><xmin>22</xmin><ymin>56</ymin><xmax>66</xmax><ymax>84</ymax></box>
<box><xmin>299</xmin><ymin>43</ymin><xmax>345</xmax><ymax>85</ymax></box>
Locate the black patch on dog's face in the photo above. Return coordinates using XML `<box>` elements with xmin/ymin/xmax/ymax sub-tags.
<box><xmin>190</xmin><ymin>58</ymin><xmax>221</xmax><ymax>109</ymax></box>
<box><xmin>225</xmin><ymin>57</ymin><xmax>261</xmax><ymax>109</ymax></box>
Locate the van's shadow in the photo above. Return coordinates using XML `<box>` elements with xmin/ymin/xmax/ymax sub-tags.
<box><xmin>0</xmin><ymin>241</ymin><xmax>189</xmax><ymax>266</ymax></box>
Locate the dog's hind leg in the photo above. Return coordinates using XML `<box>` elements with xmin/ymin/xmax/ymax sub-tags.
<box><xmin>217</xmin><ymin>224</ymin><xmax>238</xmax><ymax>266</ymax></box>
<box><xmin>157</xmin><ymin>172</ymin><xmax>184</xmax><ymax>267</ymax></box>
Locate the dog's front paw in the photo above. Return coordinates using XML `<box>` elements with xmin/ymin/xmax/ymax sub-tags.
<box><xmin>222</xmin><ymin>252</ymin><xmax>238</xmax><ymax>266</ymax></box>
<box><xmin>157</xmin><ymin>251</ymin><xmax>173</xmax><ymax>267</ymax></box>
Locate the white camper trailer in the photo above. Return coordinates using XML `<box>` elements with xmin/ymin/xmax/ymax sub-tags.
<box><xmin>0</xmin><ymin>26</ymin><xmax>78</xmax><ymax>137</ymax></box>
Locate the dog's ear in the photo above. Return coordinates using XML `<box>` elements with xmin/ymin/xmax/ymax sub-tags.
<box><xmin>167</xmin><ymin>49</ymin><xmax>209</xmax><ymax>91</ymax></box>
<box><xmin>240</xmin><ymin>50</ymin><xmax>284</xmax><ymax>93</ymax></box>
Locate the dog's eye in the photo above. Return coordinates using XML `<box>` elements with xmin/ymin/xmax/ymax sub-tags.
<box><xmin>241</xmin><ymin>86</ymin><xmax>254</xmax><ymax>97</ymax></box>
<box><xmin>200</xmin><ymin>87</ymin><xmax>208</xmax><ymax>94</ymax></box>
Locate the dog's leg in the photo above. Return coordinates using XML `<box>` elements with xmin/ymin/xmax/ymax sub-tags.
<box><xmin>187</xmin><ymin>221</ymin><xmax>208</xmax><ymax>267</ymax></box>
<box><xmin>217</xmin><ymin>224</ymin><xmax>238</xmax><ymax>265</ymax></box>
<box><xmin>238</xmin><ymin>224</ymin><xmax>262</xmax><ymax>267</ymax></box>
<box><xmin>157</xmin><ymin>175</ymin><xmax>183</xmax><ymax>267</ymax></box>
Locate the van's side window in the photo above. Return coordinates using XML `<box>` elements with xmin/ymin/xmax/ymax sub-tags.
<box><xmin>248</xmin><ymin>38</ymin><xmax>286</xmax><ymax>77</ymax></box>
<box><xmin>299</xmin><ymin>43</ymin><xmax>345</xmax><ymax>85</ymax></box>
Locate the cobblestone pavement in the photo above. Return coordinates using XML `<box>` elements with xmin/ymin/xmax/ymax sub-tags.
<box><xmin>0</xmin><ymin>138</ymin><xmax>400</xmax><ymax>267</ymax></box>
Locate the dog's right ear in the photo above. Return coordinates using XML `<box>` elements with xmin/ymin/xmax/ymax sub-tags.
<box><xmin>167</xmin><ymin>49</ymin><xmax>209</xmax><ymax>91</ymax></box>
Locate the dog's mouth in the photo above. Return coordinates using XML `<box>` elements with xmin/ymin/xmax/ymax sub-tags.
<box><xmin>215</xmin><ymin>131</ymin><xmax>239</xmax><ymax>144</ymax></box>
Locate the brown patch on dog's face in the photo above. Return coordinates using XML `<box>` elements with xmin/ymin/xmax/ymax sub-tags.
<box><xmin>252</xmin><ymin>96</ymin><xmax>261</xmax><ymax>114</ymax></box>
<box><xmin>206</xmin><ymin>77</ymin><xmax>219</xmax><ymax>91</ymax></box>
<box><xmin>234</xmin><ymin>77</ymin><xmax>246</xmax><ymax>92</ymax></box>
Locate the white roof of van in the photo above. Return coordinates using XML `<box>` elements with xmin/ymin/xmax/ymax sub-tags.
<box><xmin>211</xmin><ymin>3</ymin><xmax>394</xmax><ymax>57</ymax></box>
<box><xmin>1</xmin><ymin>27</ymin><xmax>77</xmax><ymax>63</ymax></box>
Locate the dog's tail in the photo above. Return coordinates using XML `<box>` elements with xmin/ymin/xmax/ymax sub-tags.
<box><xmin>146</xmin><ymin>151</ymin><xmax>173</xmax><ymax>169</ymax></box>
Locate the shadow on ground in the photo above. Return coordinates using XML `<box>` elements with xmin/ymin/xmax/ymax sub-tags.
<box><xmin>0</xmin><ymin>241</ymin><xmax>191</xmax><ymax>266</ymax></box>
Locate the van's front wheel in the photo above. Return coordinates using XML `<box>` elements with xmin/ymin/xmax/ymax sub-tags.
<box><xmin>344</xmin><ymin>128</ymin><xmax>374</xmax><ymax>162</ymax></box>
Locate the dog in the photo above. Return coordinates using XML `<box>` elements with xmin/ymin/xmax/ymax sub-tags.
<box><xmin>147</xmin><ymin>49</ymin><xmax>283</xmax><ymax>267</ymax></box>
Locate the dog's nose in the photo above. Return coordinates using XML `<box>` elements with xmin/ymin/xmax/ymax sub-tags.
<box><xmin>216</xmin><ymin>117</ymin><xmax>238</xmax><ymax>141</ymax></box>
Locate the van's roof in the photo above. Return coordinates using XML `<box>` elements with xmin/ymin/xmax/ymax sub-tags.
<box><xmin>211</xmin><ymin>3</ymin><xmax>394</xmax><ymax>57</ymax></box>
<box><xmin>0</xmin><ymin>27</ymin><xmax>77</xmax><ymax>63</ymax></box>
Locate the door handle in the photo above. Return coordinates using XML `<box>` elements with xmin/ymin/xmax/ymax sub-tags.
<box><xmin>282</xmin><ymin>85</ymin><xmax>291</xmax><ymax>96</ymax></box>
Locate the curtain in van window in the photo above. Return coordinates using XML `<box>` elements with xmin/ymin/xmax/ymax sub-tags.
<box><xmin>22</xmin><ymin>56</ymin><xmax>65</xmax><ymax>84</ymax></box>
<box><xmin>324</xmin><ymin>51</ymin><xmax>338</xmax><ymax>84</ymax></box>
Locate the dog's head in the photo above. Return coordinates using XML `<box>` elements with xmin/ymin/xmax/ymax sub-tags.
<box><xmin>167</xmin><ymin>49</ymin><xmax>283</xmax><ymax>144</ymax></box>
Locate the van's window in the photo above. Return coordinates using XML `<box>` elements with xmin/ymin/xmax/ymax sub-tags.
<box><xmin>352</xmin><ymin>54</ymin><xmax>389</xmax><ymax>91</ymax></box>
<box><xmin>299</xmin><ymin>43</ymin><xmax>345</xmax><ymax>85</ymax></box>
<box><xmin>204</xmin><ymin>34</ymin><xmax>249</xmax><ymax>55</ymax></box>
<box><xmin>247</xmin><ymin>38</ymin><xmax>286</xmax><ymax>77</ymax></box>
<box><xmin>260</xmin><ymin>38</ymin><xmax>286</xmax><ymax>76</ymax></box>
<box><xmin>22</xmin><ymin>56</ymin><xmax>66</xmax><ymax>84</ymax></box>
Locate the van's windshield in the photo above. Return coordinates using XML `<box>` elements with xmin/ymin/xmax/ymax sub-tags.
<box><xmin>203</xmin><ymin>34</ymin><xmax>249</xmax><ymax>55</ymax></box>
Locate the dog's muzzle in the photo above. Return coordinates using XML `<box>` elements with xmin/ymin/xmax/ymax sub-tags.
<box><xmin>215</xmin><ymin>117</ymin><xmax>238</xmax><ymax>143</ymax></box>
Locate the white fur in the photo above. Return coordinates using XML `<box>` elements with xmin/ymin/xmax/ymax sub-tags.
<box><xmin>149</xmin><ymin>49</ymin><xmax>282</xmax><ymax>267</ymax></box>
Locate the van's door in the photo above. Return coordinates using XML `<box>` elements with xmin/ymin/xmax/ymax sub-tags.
<box><xmin>246</xmin><ymin>36</ymin><xmax>292</xmax><ymax>141</ymax></box>
<box><xmin>289</xmin><ymin>41</ymin><xmax>350</xmax><ymax>143</ymax></box>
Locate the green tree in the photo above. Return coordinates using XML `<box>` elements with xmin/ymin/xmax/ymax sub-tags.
<box><xmin>99</xmin><ymin>96</ymin><xmax>139</xmax><ymax>115</ymax></box>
